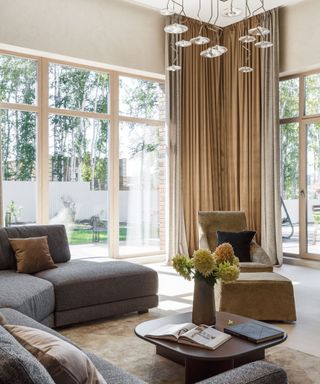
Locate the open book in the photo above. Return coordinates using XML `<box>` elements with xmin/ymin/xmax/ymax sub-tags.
<box><xmin>146</xmin><ymin>323</ymin><xmax>231</xmax><ymax>351</ymax></box>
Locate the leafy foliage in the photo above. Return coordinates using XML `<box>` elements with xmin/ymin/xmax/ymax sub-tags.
<box><xmin>280</xmin><ymin>75</ymin><xmax>320</xmax><ymax>200</ymax></box>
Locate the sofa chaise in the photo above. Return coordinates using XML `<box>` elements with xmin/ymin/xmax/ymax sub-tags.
<box><xmin>0</xmin><ymin>225</ymin><xmax>158</xmax><ymax>327</ymax></box>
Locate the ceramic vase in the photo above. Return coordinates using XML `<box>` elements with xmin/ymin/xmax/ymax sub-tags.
<box><xmin>192</xmin><ymin>278</ymin><xmax>216</xmax><ymax>326</ymax></box>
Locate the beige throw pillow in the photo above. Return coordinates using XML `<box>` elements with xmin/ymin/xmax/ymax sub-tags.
<box><xmin>9</xmin><ymin>236</ymin><xmax>56</xmax><ymax>274</ymax></box>
<box><xmin>4</xmin><ymin>324</ymin><xmax>107</xmax><ymax>384</ymax></box>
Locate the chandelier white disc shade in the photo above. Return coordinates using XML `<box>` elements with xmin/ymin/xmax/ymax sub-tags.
<box><xmin>167</xmin><ymin>65</ymin><xmax>182</xmax><ymax>71</ymax></box>
<box><xmin>222</xmin><ymin>7</ymin><xmax>242</xmax><ymax>17</ymax></box>
<box><xmin>255</xmin><ymin>40</ymin><xmax>273</xmax><ymax>48</ymax></box>
<box><xmin>248</xmin><ymin>26</ymin><xmax>271</xmax><ymax>36</ymax></box>
<box><xmin>239</xmin><ymin>66</ymin><xmax>254</xmax><ymax>73</ymax></box>
<box><xmin>200</xmin><ymin>45</ymin><xmax>228</xmax><ymax>58</ymax></box>
<box><xmin>190</xmin><ymin>35</ymin><xmax>211</xmax><ymax>45</ymax></box>
<box><xmin>164</xmin><ymin>23</ymin><xmax>189</xmax><ymax>34</ymax></box>
<box><xmin>239</xmin><ymin>35</ymin><xmax>256</xmax><ymax>43</ymax></box>
<box><xmin>163</xmin><ymin>0</ymin><xmax>273</xmax><ymax>73</ymax></box>
<box><xmin>175</xmin><ymin>39</ymin><xmax>192</xmax><ymax>47</ymax></box>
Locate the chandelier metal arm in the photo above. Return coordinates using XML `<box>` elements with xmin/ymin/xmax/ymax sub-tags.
<box><xmin>252</xmin><ymin>0</ymin><xmax>266</xmax><ymax>16</ymax></box>
<box><xmin>207</xmin><ymin>0</ymin><xmax>223</xmax><ymax>36</ymax></box>
<box><xmin>207</xmin><ymin>0</ymin><xmax>214</xmax><ymax>25</ymax></box>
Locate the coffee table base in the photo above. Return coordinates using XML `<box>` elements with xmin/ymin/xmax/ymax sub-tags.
<box><xmin>156</xmin><ymin>345</ymin><xmax>265</xmax><ymax>384</ymax></box>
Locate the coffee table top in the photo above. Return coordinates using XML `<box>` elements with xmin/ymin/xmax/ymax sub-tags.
<box><xmin>135</xmin><ymin>311</ymin><xmax>287</xmax><ymax>361</ymax></box>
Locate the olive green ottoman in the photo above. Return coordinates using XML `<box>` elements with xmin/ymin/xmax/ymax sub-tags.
<box><xmin>215</xmin><ymin>272</ymin><xmax>296</xmax><ymax>322</ymax></box>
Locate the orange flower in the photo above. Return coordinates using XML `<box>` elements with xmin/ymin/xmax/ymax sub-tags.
<box><xmin>214</xmin><ymin>243</ymin><xmax>234</xmax><ymax>263</ymax></box>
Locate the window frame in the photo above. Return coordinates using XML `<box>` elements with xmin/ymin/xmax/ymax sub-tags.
<box><xmin>0</xmin><ymin>50</ymin><xmax>166</xmax><ymax>259</ymax></box>
<box><xmin>280</xmin><ymin>69</ymin><xmax>320</xmax><ymax>260</ymax></box>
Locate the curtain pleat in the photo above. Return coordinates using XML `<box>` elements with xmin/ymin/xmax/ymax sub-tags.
<box><xmin>166</xmin><ymin>24</ymin><xmax>189</xmax><ymax>261</ymax></box>
<box><xmin>260</xmin><ymin>9</ymin><xmax>282</xmax><ymax>265</ymax></box>
<box><xmin>222</xmin><ymin>17</ymin><xmax>263</xmax><ymax>243</ymax></box>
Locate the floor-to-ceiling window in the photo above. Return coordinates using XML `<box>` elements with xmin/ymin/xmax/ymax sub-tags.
<box><xmin>0</xmin><ymin>54</ymin><xmax>38</xmax><ymax>227</ymax></box>
<box><xmin>0</xmin><ymin>51</ymin><xmax>166</xmax><ymax>259</ymax></box>
<box><xmin>280</xmin><ymin>71</ymin><xmax>320</xmax><ymax>259</ymax></box>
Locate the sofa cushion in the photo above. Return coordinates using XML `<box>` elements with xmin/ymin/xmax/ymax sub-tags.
<box><xmin>240</xmin><ymin>262</ymin><xmax>273</xmax><ymax>273</ymax></box>
<box><xmin>0</xmin><ymin>271</ymin><xmax>55</xmax><ymax>322</ymax></box>
<box><xmin>0</xmin><ymin>325</ymin><xmax>55</xmax><ymax>384</ymax></box>
<box><xmin>0</xmin><ymin>308</ymin><xmax>147</xmax><ymax>384</ymax></box>
<box><xmin>5</xmin><ymin>225</ymin><xmax>71</xmax><ymax>264</ymax></box>
<box><xmin>5</xmin><ymin>324</ymin><xmax>107</xmax><ymax>384</ymax></box>
<box><xmin>196</xmin><ymin>360</ymin><xmax>288</xmax><ymax>384</ymax></box>
<box><xmin>9</xmin><ymin>236</ymin><xmax>57</xmax><ymax>274</ymax></box>
<box><xmin>35</xmin><ymin>260</ymin><xmax>158</xmax><ymax>311</ymax></box>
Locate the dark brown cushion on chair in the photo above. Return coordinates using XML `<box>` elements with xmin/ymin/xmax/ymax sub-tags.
<box><xmin>9</xmin><ymin>236</ymin><xmax>56</xmax><ymax>274</ymax></box>
<box><xmin>217</xmin><ymin>231</ymin><xmax>256</xmax><ymax>262</ymax></box>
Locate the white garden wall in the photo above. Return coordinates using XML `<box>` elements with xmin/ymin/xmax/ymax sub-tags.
<box><xmin>3</xmin><ymin>181</ymin><xmax>158</xmax><ymax>224</ymax></box>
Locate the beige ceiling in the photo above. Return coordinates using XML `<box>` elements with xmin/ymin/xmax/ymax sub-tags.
<box><xmin>127</xmin><ymin>0</ymin><xmax>305</xmax><ymax>26</ymax></box>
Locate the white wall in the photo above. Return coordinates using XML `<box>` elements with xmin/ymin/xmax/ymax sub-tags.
<box><xmin>3</xmin><ymin>181</ymin><xmax>159</xmax><ymax>224</ymax></box>
<box><xmin>280</xmin><ymin>0</ymin><xmax>320</xmax><ymax>74</ymax></box>
<box><xmin>282</xmin><ymin>199</ymin><xmax>318</xmax><ymax>224</ymax></box>
<box><xmin>0</xmin><ymin>0</ymin><xmax>165</xmax><ymax>75</ymax></box>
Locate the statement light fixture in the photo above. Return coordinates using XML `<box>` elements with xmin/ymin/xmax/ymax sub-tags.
<box><xmin>163</xmin><ymin>0</ymin><xmax>273</xmax><ymax>73</ymax></box>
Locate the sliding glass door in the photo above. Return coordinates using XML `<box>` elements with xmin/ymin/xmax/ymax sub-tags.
<box><xmin>280</xmin><ymin>72</ymin><xmax>320</xmax><ymax>259</ymax></box>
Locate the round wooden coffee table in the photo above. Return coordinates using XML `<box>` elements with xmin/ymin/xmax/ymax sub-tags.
<box><xmin>135</xmin><ymin>311</ymin><xmax>287</xmax><ymax>384</ymax></box>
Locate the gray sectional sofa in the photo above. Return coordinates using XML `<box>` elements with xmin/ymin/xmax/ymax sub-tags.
<box><xmin>0</xmin><ymin>224</ymin><xmax>288</xmax><ymax>384</ymax></box>
<box><xmin>0</xmin><ymin>225</ymin><xmax>158</xmax><ymax>327</ymax></box>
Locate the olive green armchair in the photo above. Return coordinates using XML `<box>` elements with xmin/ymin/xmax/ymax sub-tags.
<box><xmin>198</xmin><ymin>211</ymin><xmax>273</xmax><ymax>272</ymax></box>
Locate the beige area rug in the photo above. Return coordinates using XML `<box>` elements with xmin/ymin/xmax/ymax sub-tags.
<box><xmin>60</xmin><ymin>310</ymin><xmax>320</xmax><ymax>384</ymax></box>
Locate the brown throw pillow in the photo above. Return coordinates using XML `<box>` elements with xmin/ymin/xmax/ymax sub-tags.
<box><xmin>4</xmin><ymin>324</ymin><xmax>107</xmax><ymax>384</ymax></box>
<box><xmin>9</xmin><ymin>236</ymin><xmax>57</xmax><ymax>274</ymax></box>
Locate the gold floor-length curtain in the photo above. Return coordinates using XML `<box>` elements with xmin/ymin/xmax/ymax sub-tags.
<box><xmin>220</xmin><ymin>16</ymin><xmax>263</xmax><ymax>243</ymax></box>
<box><xmin>180</xmin><ymin>20</ymin><xmax>222</xmax><ymax>255</ymax></box>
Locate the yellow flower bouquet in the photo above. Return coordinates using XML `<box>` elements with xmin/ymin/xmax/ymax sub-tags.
<box><xmin>172</xmin><ymin>243</ymin><xmax>240</xmax><ymax>287</ymax></box>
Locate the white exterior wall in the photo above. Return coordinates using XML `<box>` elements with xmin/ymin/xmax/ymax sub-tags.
<box><xmin>3</xmin><ymin>181</ymin><xmax>159</xmax><ymax>224</ymax></box>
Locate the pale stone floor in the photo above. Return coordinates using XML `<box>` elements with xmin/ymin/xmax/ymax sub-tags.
<box><xmin>150</xmin><ymin>263</ymin><xmax>320</xmax><ymax>358</ymax></box>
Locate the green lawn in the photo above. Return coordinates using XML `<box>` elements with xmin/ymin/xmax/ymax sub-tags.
<box><xmin>69</xmin><ymin>227</ymin><xmax>127</xmax><ymax>245</ymax></box>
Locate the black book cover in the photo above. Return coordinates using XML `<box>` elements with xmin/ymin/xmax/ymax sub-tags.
<box><xmin>224</xmin><ymin>322</ymin><xmax>285</xmax><ymax>344</ymax></box>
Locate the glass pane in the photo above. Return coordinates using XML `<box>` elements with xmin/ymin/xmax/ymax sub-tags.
<box><xmin>49</xmin><ymin>115</ymin><xmax>109</xmax><ymax>258</ymax></box>
<box><xmin>279</xmin><ymin>78</ymin><xmax>299</xmax><ymax>119</ymax></box>
<box><xmin>119</xmin><ymin>76</ymin><xmax>165</xmax><ymax>120</ymax></box>
<box><xmin>0</xmin><ymin>54</ymin><xmax>37</xmax><ymax>105</ymax></box>
<box><xmin>49</xmin><ymin>64</ymin><xmax>110</xmax><ymax>113</ymax></box>
<box><xmin>119</xmin><ymin>121</ymin><xmax>166</xmax><ymax>256</ymax></box>
<box><xmin>280</xmin><ymin>122</ymin><xmax>299</xmax><ymax>254</ymax></box>
<box><xmin>0</xmin><ymin>110</ymin><xmax>37</xmax><ymax>226</ymax></box>
<box><xmin>307</xmin><ymin>123</ymin><xmax>320</xmax><ymax>254</ymax></box>
<box><xmin>305</xmin><ymin>74</ymin><xmax>320</xmax><ymax>116</ymax></box>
